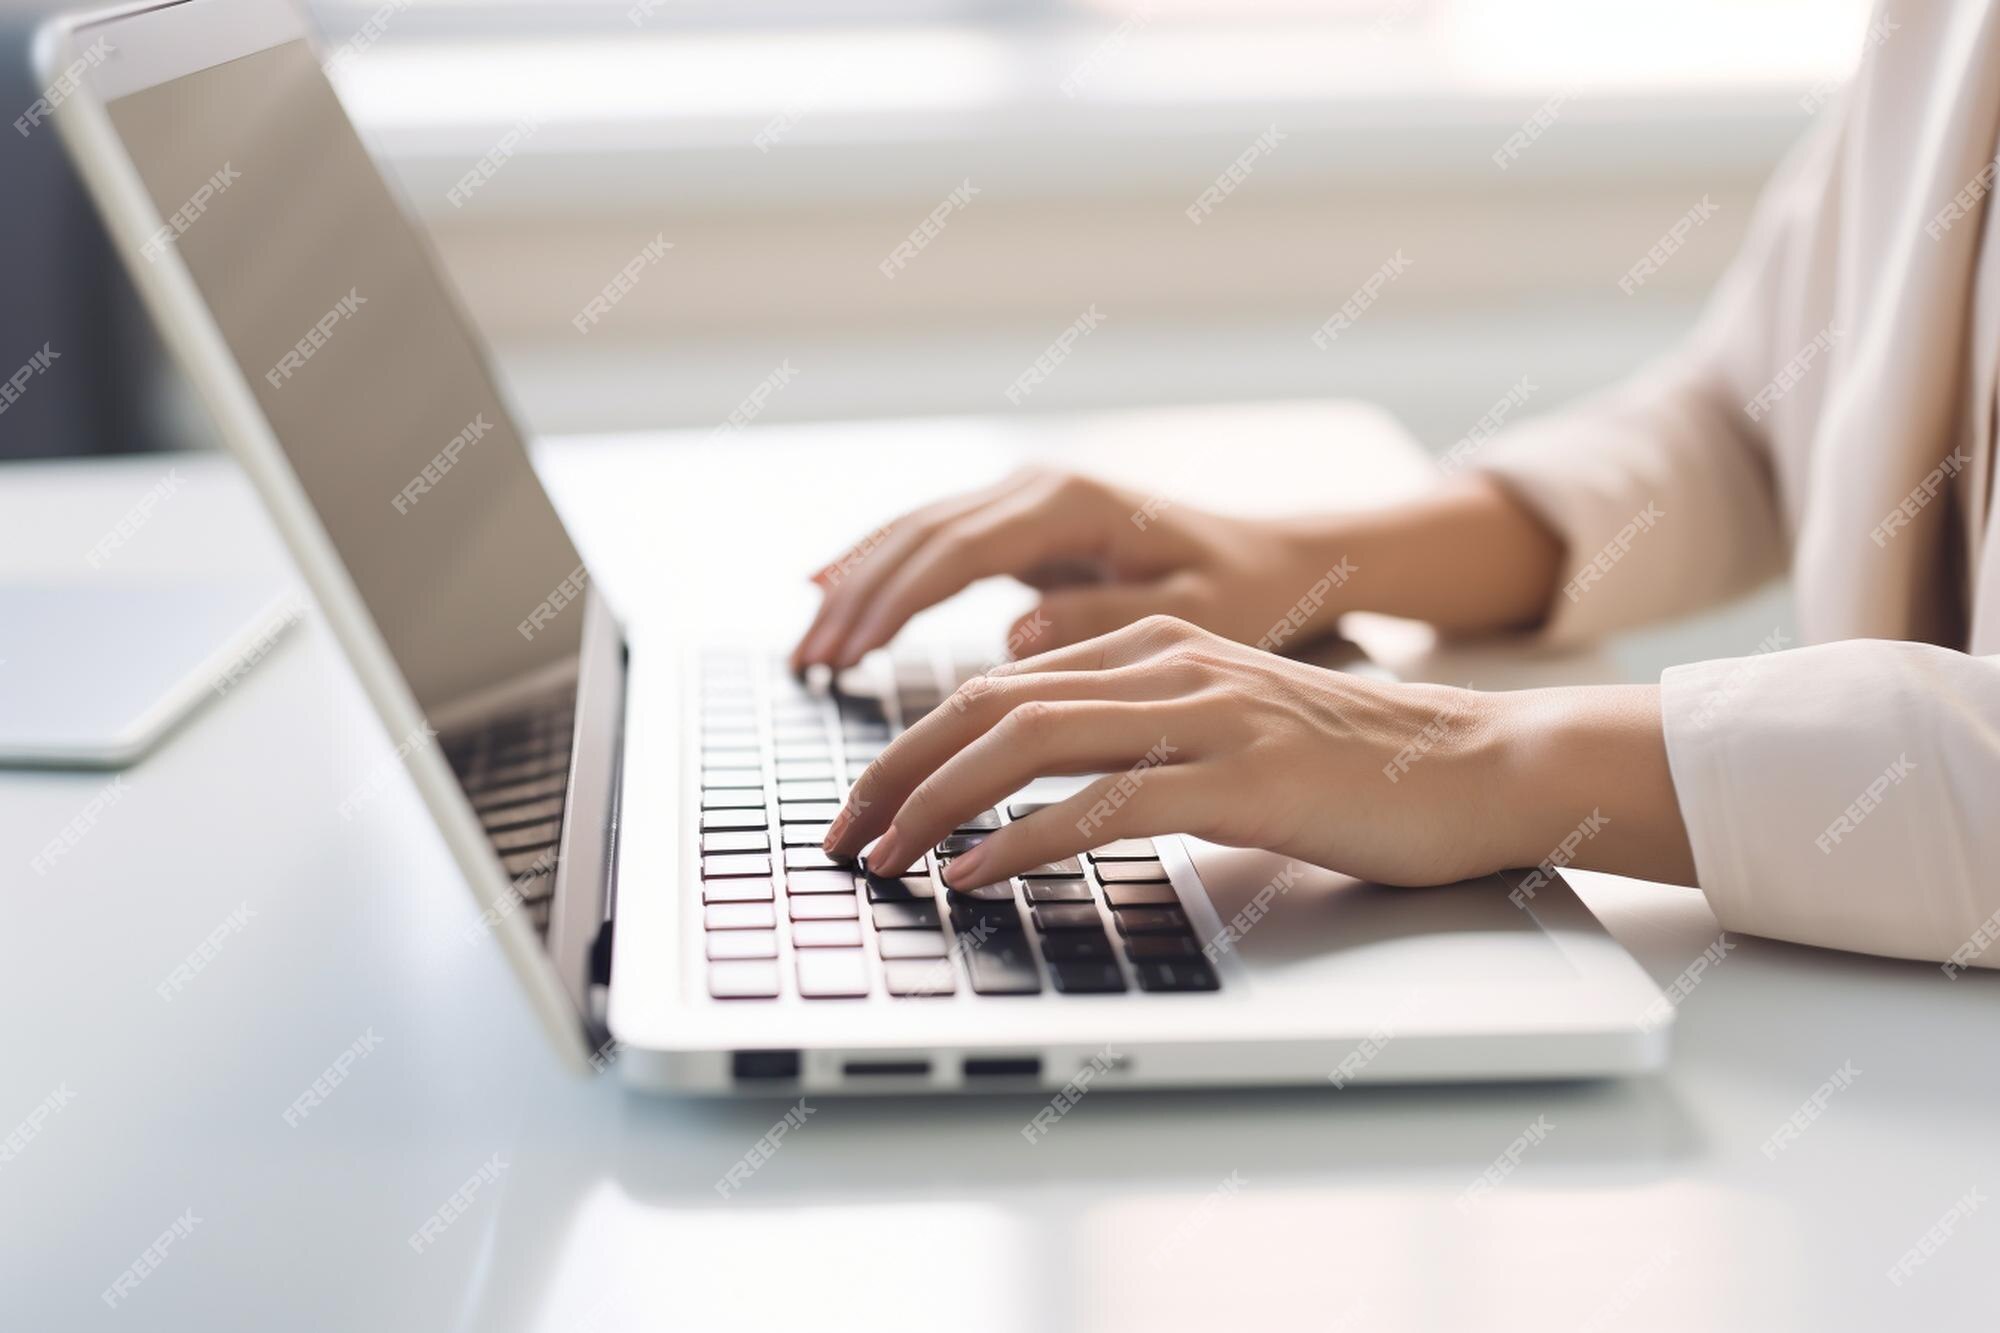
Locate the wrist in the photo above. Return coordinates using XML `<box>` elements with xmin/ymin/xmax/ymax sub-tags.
<box><xmin>1483</xmin><ymin>683</ymin><xmax>1697</xmax><ymax>883</ymax></box>
<box><xmin>1278</xmin><ymin>477</ymin><xmax>1564</xmax><ymax>634</ymax></box>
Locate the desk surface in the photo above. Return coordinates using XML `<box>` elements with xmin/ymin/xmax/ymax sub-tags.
<box><xmin>4</xmin><ymin>402</ymin><xmax>1994</xmax><ymax>1333</ymax></box>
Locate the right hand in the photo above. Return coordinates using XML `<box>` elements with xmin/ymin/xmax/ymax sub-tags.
<box><xmin>790</xmin><ymin>467</ymin><xmax>1349</xmax><ymax>671</ymax></box>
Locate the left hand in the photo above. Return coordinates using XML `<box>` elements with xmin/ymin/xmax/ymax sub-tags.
<box><xmin>824</xmin><ymin>615</ymin><xmax>1521</xmax><ymax>889</ymax></box>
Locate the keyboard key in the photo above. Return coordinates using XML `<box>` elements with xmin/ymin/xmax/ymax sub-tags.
<box><xmin>883</xmin><ymin>959</ymin><xmax>958</xmax><ymax>996</ymax></box>
<box><xmin>777</xmin><ymin>781</ymin><xmax>843</xmax><ymax>803</ymax></box>
<box><xmin>790</xmin><ymin>895</ymin><xmax>860</xmax><ymax>921</ymax></box>
<box><xmin>964</xmin><ymin>933</ymin><xmax>1042</xmax><ymax>995</ymax></box>
<box><xmin>512</xmin><ymin>868</ymin><xmax>556</xmax><ymax>903</ymax></box>
<box><xmin>876</xmin><ymin>931</ymin><xmax>948</xmax><ymax>959</ymax></box>
<box><xmin>702</xmin><ymin>748</ymin><xmax>761</xmax><ymax>768</ymax></box>
<box><xmin>502</xmin><ymin>847</ymin><xmax>560</xmax><ymax>877</ymax></box>
<box><xmin>1124</xmin><ymin>935</ymin><xmax>1201</xmax><ymax>960</ymax></box>
<box><xmin>1101</xmin><ymin>881</ymin><xmax>1181</xmax><ymax>909</ymax></box>
<box><xmin>702</xmin><ymin>767</ymin><xmax>765</xmax><ymax>788</ymax></box>
<box><xmin>950</xmin><ymin>899</ymin><xmax>1022</xmax><ymax>934</ymax></box>
<box><xmin>773</xmin><ymin>743</ymin><xmax>833</xmax><ymax>763</ymax></box>
<box><xmin>1050</xmin><ymin>960</ymin><xmax>1128</xmax><ymax>994</ymax></box>
<box><xmin>782</xmin><ymin>823</ymin><xmax>834</xmax><ymax>847</ymax></box>
<box><xmin>1006</xmin><ymin>802</ymin><xmax>1052</xmax><ymax>820</ymax></box>
<box><xmin>955</xmin><ymin>810</ymin><xmax>1002</xmax><ymax>832</ymax></box>
<box><xmin>1020</xmin><ymin>858</ymin><xmax>1083</xmax><ymax>878</ymax></box>
<box><xmin>785</xmin><ymin>847</ymin><xmax>852</xmax><ymax>871</ymax></box>
<box><xmin>709</xmin><ymin>960</ymin><xmax>781</xmax><ymax>999</ymax></box>
<box><xmin>936</xmin><ymin>833</ymin><xmax>989</xmax><ymax>856</ymax></box>
<box><xmin>872</xmin><ymin>901</ymin><xmax>941</xmax><ymax>931</ymax></box>
<box><xmin>1113</xmin><ymin>907</ymin><xmax>1191</xmax><ymax>935</ymax></box>
<box><xmin>844</xmin><ymin>740</ymin><xmax>886</xmax><ymax>762</ymax></box>
<box><xmin>1088</xmin><ymin>839</ymin><xmax>1158</xmax><ymax>861</ymax></box>
<box><xmin>787</xmin><ymin>869</ymin><xmax>858</xmax><ymax>895</ymax></box>
<box><xmin>791</xmin><ymin>920</ymin><xmax>865</xmax><ymax>948</ymax></box>
<box><xmin>479</xmin><ymin>755</ymin><xmax>569</xmax><ymax>787</ymax></box>
<box><xmin>706</xmin><ymin>902</ymin><xmax>776</xmax><ymax>930</ymax></box>
<box><xmin>1031</xmin><ymin>903</ymin><xmax>1104</xmax><ymax>932</ymax></box>
<box><xmin>796</xmin><ymin>950</ymin><xmax>870</xmax><ymax>998</ymax></box>
<box><xmin>701</xmin><ymin>809</ymin><xmax>767</xmax><ymax>832</ymax></box>
<box><xmin>702</xmin><ymin>853</ymin><xmax>771</xmax><ymax>879</ymax></box>
<box><xmin>1039</xmin><ymin>932</ymin><xmax>1113</xmax><ymax>961</ymax></box>
<box><xmin>1133</xmin><ymin>958</ymin><xmax>1221</xmax><ymax>992</ymax></box>
<box><xmin>490</xmin><ymin>820</ymin><xmax>562</xmax><ymax>853</ymax></box>
<box><xmin>701</xmin><ymin>830</ymin><xmax>770</xmax><ymax>854</ymax></box>
<box><xmin>701</xmin><ymin>732</ymin><xmax>760</xmax><ymax>753</ymax></box>
<box><xmin>1022</xmin><ymin>880</ymin><xmax>1093</xmax><ymax>904</ymax></box>
<box><xmin>480</xmin><ymin>797</ymin><xmax>565</xmax><ymax>831</ymax></box>
<box><xmin>944</xmin><ymin>880</ymin><xmax>1015</xmax><ymax>903</ymax></box>
<box><xmin>781</xmin><ymin>802</ymin><xmax>844</xmax><ymax>824</ymax></box>
<box><xmin>1095</xmin><ymin>861</ymin><xmax>1171</xmax><ymax>884</ymax></box>
<box><xmin>774</xmin><ymin>761</ymin><xmax>836</xmax><ymax>782</ymax></box>
<box><xmin>702</xmin><ymin>788</ymin><xmax>767</xmax><ymax>810</ymax></box>
<box><xmin>471</xmin><ymin>774</ymin><xmax>567</xmax><ymax>811</ymax></box>
<box><xmin>866</xmin><ymin>874</ymin><xmax>936</xmax><ymax>902</ymax></box>
<box><xmin>707</xmin><ymin>929</ymin><xmax>778</xmax><ymax>960</ymax></box>
<box><xmin>702</xmin><ymin>878</ymin><xmax>775</xmax><ymax>904</ymax></box>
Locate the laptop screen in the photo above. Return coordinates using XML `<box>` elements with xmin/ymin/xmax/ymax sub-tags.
<box><xmin>103</xmin><ymin>36</ymin><xmax>588</xmax><ymax>719</ymax></box>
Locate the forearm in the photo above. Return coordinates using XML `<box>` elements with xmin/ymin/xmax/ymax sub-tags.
<box><xmin>1278</xmin><ymin>475</ymin><xmax>1566</xmax><ymax>636</ymax></box>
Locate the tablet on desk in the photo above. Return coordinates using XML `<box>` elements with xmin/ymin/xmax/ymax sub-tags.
<box><xmin>0</xmin><ymin>579</ymin><xmax>304</xmax><ymax>768</ymax></box>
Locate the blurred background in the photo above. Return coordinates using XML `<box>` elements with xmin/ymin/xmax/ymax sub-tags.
<box><xmin>2</xmin><ymin>0</ymin><xmax>1871</xmax><ymax>663</ymax></box>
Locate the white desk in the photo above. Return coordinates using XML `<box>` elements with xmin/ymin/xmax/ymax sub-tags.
<box><xmin>4</xmin><ymin>402</ymin><xmax>1994</xmax><ymax>1333</ymax></box>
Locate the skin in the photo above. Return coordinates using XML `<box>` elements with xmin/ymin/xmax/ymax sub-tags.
<box><xmin>797</xmin><ymin>468</ymin><xmax>1698</xmax><ymax>889</ymax></box>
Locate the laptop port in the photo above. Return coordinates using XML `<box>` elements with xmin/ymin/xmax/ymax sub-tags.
<box><xmin>841</xmin><ymin>1059</ymin><xmax>931</xmax><ymax>1078</ymax></box>
<box><xmin>731</xmin><ymin>1049</ymin><xmax>801</xmax><ymax>1082</ymax></box>
<box><xmin>963</xmin><ymin>1056</ymin><xmax>1041</xmax><ymax>1080</ymax></box>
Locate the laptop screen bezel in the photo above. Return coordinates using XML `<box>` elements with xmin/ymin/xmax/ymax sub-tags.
<box><xmin>38</xmin><ymin>0</ymin><xmax>612</xmax><ymax>1071</ymax></box>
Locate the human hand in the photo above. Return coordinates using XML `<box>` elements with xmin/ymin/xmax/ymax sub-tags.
<box><xmin>790</xmin><ymin>468</ymin><xmax>1353</xmax><ymax>672</ymax></box>
<box><xmin>823</xmin><ymin>616</ymin><xmax>1525</xmax><ymax>890</ymax></box>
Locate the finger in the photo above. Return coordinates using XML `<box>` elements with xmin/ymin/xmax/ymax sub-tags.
<box><xmin>862</xmin><ymin>700</ymin><xmax>1207</xmax><ymax>876</ymax></box>
<box><xmin>833</xmin><ymin>487</ymin><xmax>1073</xmax><ymax>668</ymax></box>
<box><xmin>823</xmin><ymin>664</ymin><xmax>1184</xmax><ymax>856</ymax></box>
<box><xmin>1027</xmin><ymin>577</ymin><xmax>1202</xmax><ymax>651</ymax></box>
<box><xmin>790</xmin><ymin>478</ymin><xmax>1022</xmax><ymax>670</ymax></box>
<box><xmin>984</xmin><ymin>613</ymin><xmax>1197</xmax><ymax>680</ymax></box>
<box><xmin>942</xmin><ymin>764</ymin><xmax>1205</xmax><ymax>888</ymax></box>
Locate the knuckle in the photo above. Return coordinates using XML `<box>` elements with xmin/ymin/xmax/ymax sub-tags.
<box><xmin>1001</xmin><ymin>697</ymin><xmax>1059</xmax><ymax>739</ymax></box>
<box><xmin>1135</xmin><ymin>648</ymin><xmax>1209</xmax><ymax>692</ymax></box>
<box><xmin>1133</xmin><ymin>612</ymin><xmax>1195</xmax><ymax>642</ymax></box>
<box><xmin>947</xmin><ymin>672</ymin><xmax>1010</xmax><ymax>717</ymax></box>
<box><xmin>1053</xmin><ymin>471</ymin><xmax>1104</xmax><ymax>501</ymax></box>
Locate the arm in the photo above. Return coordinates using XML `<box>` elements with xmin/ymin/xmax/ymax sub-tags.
<box><xmin>824</xmin><ymin>616</ymin><xmax>1698</xmax><ymax>897</ymax></box>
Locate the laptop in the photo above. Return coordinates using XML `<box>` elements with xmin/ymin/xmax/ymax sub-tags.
<box><xmin>36</xmin><ymin>0</ymin><xmax>1671</xmax><ymax>1093</ymax></box>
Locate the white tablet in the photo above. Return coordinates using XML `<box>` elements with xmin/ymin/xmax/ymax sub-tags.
<box><xmin>0</xmin><ymin>579</ymin><xmax>304</xmax><ymax>768</ymax></box>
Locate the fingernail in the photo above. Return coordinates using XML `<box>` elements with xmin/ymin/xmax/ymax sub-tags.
<box><xmin>868</xmin><ymin>826</ymin><xmax>903</xmax><ymax>874</ymax></box>
<box><xmin>944</xmin><ymin>844</ymin><xmax>988</xmax><ymax>888</ymax></box>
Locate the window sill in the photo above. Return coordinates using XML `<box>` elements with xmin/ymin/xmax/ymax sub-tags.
<box><xmin>334</xmin><ymin>12</ymin><xmax>1867</xmax><ymax>219</ymax></box>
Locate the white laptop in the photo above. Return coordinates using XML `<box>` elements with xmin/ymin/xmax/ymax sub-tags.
<box><xmin>37</xmin><ymin>0</ymin><xmax>1670</xmax><ymax>1094</ymax></box>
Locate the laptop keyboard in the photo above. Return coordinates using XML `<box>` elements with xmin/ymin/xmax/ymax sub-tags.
<box><xmin>442</xmin><ymin>688</ymin><xmax>577</xmax><ymax>937</ymax></box>
<box><xmin>697</xmin><ymin>650</ymin><xmax>1222</xmax><ymax>1002</ymax></box>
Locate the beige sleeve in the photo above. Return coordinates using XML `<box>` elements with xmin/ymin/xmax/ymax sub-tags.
<box><xmin>1662</xmin><ymin>639</ymin><xmax>2000</xmax><ymax>971</ymax></box>
<box><xmin>1470</xmin><ymin>107</ymin><xmax>1849</xmax><ymax>643</ymax></box>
